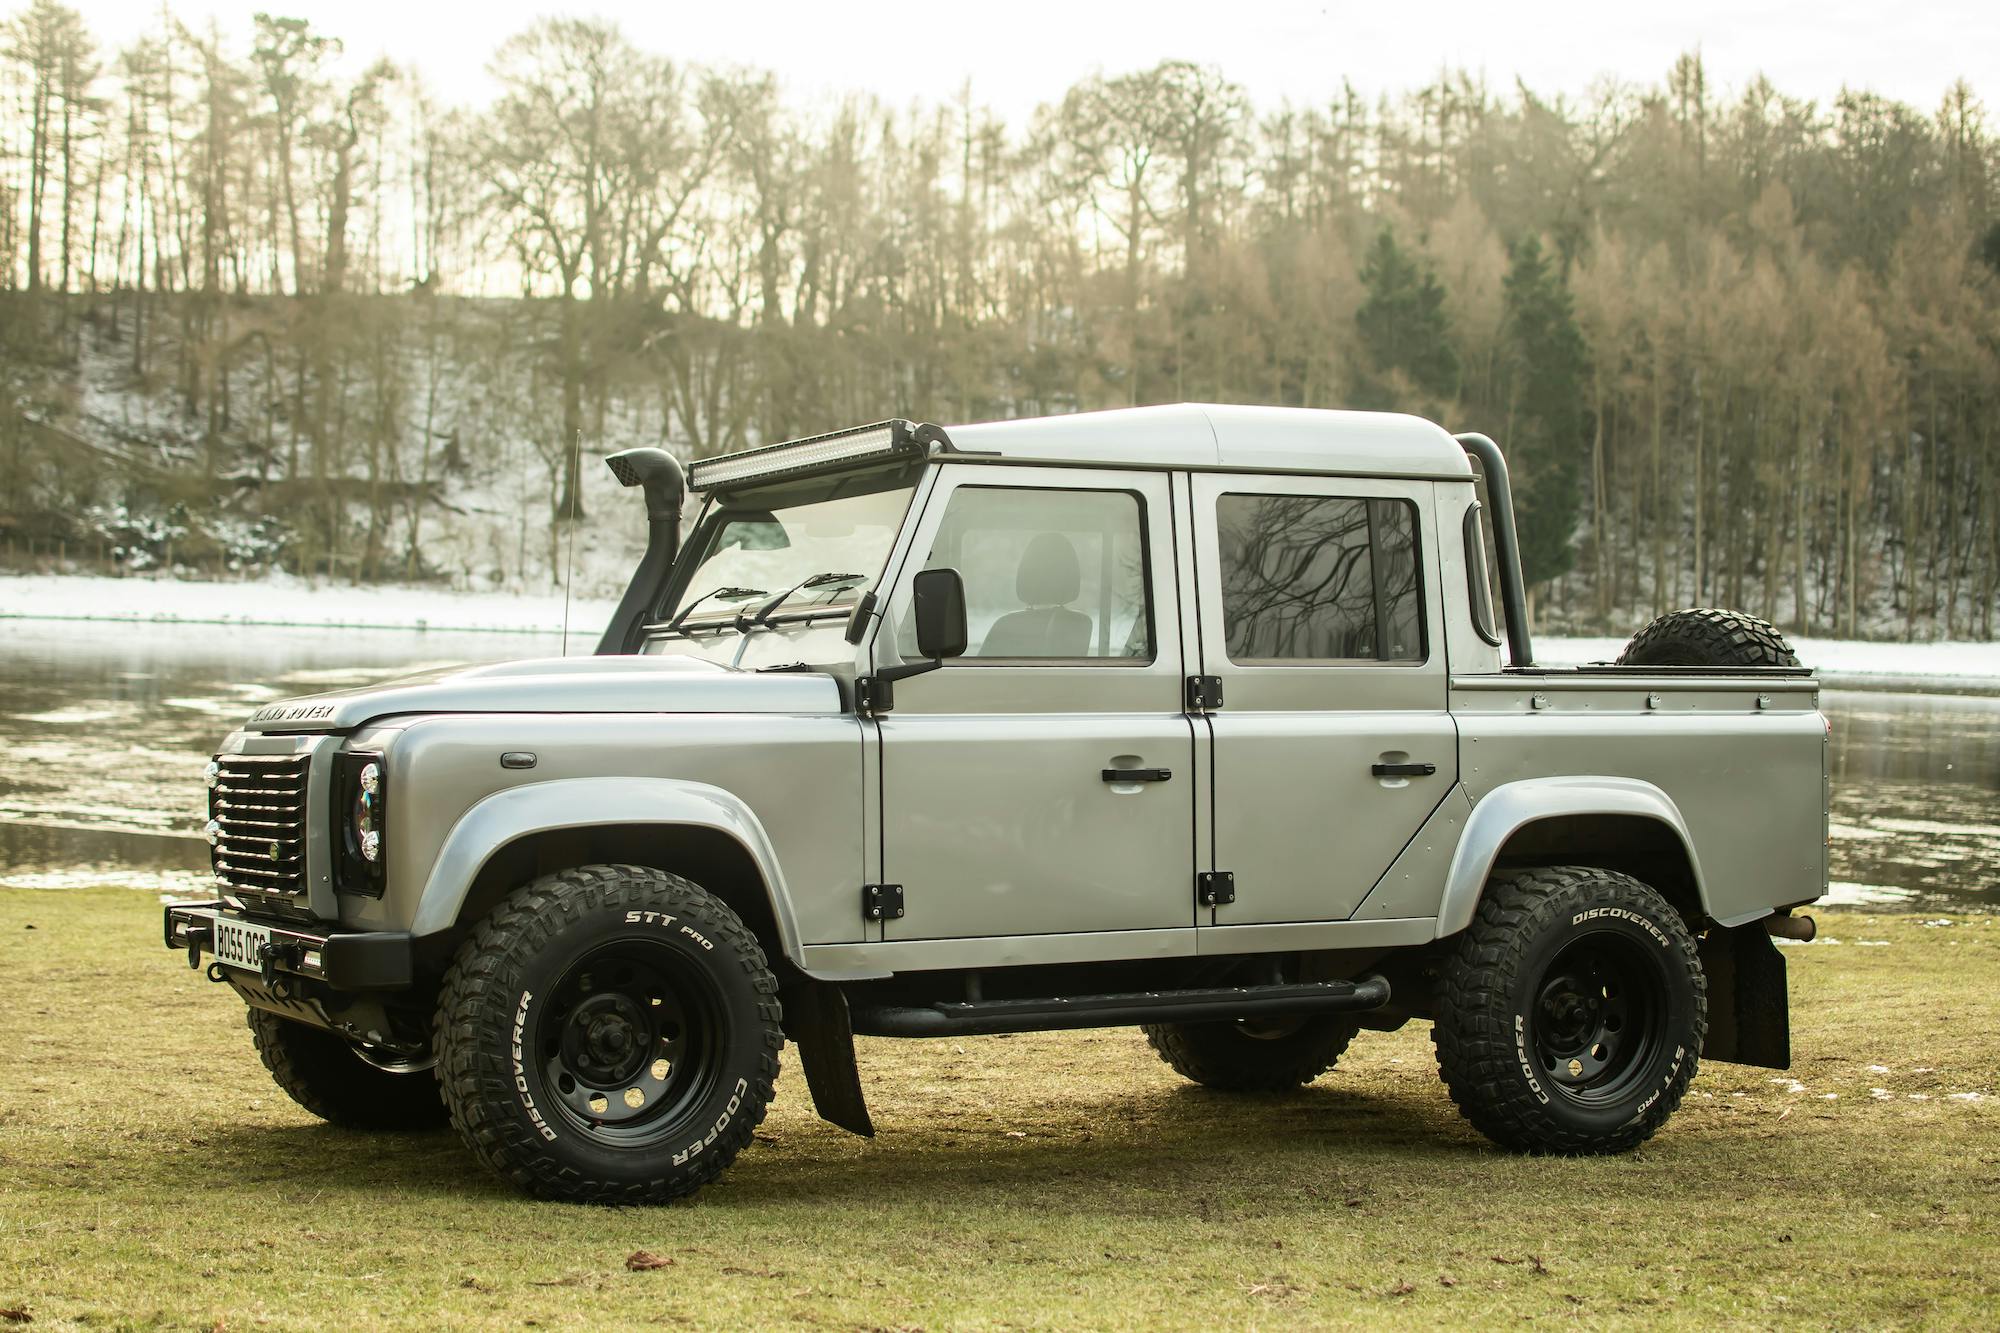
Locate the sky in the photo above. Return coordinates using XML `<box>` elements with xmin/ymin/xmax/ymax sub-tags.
<box><xmin>51</xmin><ymin>0</ymin><xmax>1999</xmax><ymax>125</ymax></box>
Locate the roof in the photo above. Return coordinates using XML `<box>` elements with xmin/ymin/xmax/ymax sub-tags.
<box><xmin>942</xmin><ymin>403</ymin><xmax>1475</xmax><ymax>481</ymax></box>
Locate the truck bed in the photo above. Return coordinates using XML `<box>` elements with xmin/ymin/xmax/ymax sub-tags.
<box><xmin>1438</xmin><ymin>665</ymin><xmax>1827</xmax><ymax>928</ymax></box>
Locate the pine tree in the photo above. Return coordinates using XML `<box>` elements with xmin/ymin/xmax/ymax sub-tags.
<box><xmin>1500</xmin><ymin>235</ymin><xmax>1589</xmax><ymax>599</ymax></box>
<box><xmin>1352</xmin><ymin>227</ymin><xmax>1459</xmax><ymax>409</ymax></box>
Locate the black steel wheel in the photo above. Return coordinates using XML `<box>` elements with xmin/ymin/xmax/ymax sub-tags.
<box><xmin>536</xmin><ymin>939</ymin><xmax>728</xmax><ymax>1146</ymax></box>
<box><xmin>1142</xmin><ymin>1013</ymin><xmax>1362</xmax><ymax>1091</ymax></box>
<box><xmin>1526</xmin><ymin>934</ymin><xmax>1670</xmax><ymax>1107</ymax></box>
<box><xmin>435</xmin><ymin>864</ymin><xmax>782</xmax><ymax>1203</ymax></box>
<box><xmin>1433</xmin><ymin>866</ymin><xmax>1706</xmax><ymax>1154</ymax></box>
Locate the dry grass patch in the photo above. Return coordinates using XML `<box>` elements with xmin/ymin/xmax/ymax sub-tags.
<box><xmin>1</xmin><ymin>890</ymin><xmax>1996</xmax><ymax>1329</ymax></box>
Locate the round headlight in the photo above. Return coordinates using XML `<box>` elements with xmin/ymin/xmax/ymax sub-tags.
<box><xmin>351</xmin><ymin>762</ymin><xmax>383</xmax><ymax>865</ymax></box>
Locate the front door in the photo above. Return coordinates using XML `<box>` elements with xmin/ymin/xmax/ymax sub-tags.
<box><xmin>872</xmin><ymin>465</ymin><xmax>1195</xmax><ymax>943</ymax></box>
<box><xmin>1188</xmin><ymin>473</ymin><xmax>1456</xmax><ymax>927</ymax></box>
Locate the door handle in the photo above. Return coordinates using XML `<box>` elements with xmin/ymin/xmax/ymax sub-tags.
<box><xmin>1102</xmin><ymin>767</ymin><xmax>1173</xmax><ymax>783</ymax></box>
<box><xmin>1371</xmin><ymin>762</ymin><xmax>1437</xmax><ymax>778</ymax></box>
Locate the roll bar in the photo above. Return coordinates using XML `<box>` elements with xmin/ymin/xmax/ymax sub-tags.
<box><xmin>1454</xmin><ymin>432</ymin><xmax>1533</xmax><ymax>668</ymax></box>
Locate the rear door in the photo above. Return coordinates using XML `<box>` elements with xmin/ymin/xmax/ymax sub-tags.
<box><xmin>1188</xmin><ymin>474</ymin><xmax>1455</xmax><ymax>927</ymax></box>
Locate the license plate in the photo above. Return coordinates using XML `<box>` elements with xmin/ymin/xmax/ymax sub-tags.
<box><xmin>212</xmin><ymin>916</ymin><xmax>274</xmax><ymax>973</ymax></box>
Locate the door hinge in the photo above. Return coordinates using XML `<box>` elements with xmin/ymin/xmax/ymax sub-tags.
<box><xmin>1197</xmin><ymin>870</ymin><xmax>1235</xmax><ymax>908</ymax></box>
<box><xmin>863</xmin><ymin>883</ymin><xmax>905</xmax><ymax>922</ymax></box>
<box><xmin>1185</xmin><ymin>675</ymin><xmax>1224</xmax><ymax>712</ymax></box>
<box><xmin>854</xmin><ymin>676</ymin><xmax>893</xmax><ymax>715</ymax></box>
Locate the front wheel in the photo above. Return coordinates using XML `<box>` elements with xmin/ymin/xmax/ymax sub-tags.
<box><xmin>1433</xmin><ymin>866</ymin><xmax>1706</xmax><ymax>1154</ymax></box>
<box><xmin>434</xmin><ymin>864</ymin><xmax>783</xmax><ymax>1203</ymax></box>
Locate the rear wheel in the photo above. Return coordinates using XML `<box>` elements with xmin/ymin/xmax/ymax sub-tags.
<box><xmin>1433</xmin><ymin>866</ymin><xmax>1706</xmax><ymax>1154</ymax></box>
<box><xmin>1143</xmin><ymin>1014</ymin><xmax>1362</xmax><ymax>1091</ymax></box>
<box><xmin>1617</xmin><ymin>607</ymin><xmax>1798</xmax><ymax>668</ymax></box>
<box><xmin>434</xmin><ymin>864</ymin><xmax>782</xmax><ymax>1204</ymax></box>
<box><xmin>247</xmin><ymin>1008</ymin><xmax>447</xmax><ymax>1130</ymax></box>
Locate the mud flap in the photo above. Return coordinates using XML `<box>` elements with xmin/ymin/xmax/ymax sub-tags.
<box><xmin>1698</xmin><ymin>923</ymin><xmax>1791</xmax><ymax>1069</ymax></box>
<box><xmin>784</xmin><ymin>978</ymin><xmax>875</xmax><ymax>1137</ymax></box>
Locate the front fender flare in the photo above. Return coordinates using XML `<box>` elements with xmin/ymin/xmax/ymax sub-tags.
<box><xmin>1435</xmin><ymin>776</ymin><xmax>1709</xmax><ymax>939</ymax></box>
<box><xmin>408</xmin><ymin>776</ymin><xmax>803</xmax><ymax>965</ymax></box>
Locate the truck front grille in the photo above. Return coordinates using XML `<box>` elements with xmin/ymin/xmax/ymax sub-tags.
<box><xmin>210</xmin><ymin>754</ymin><xmax>311</xmax><ymax>914</ymax></box>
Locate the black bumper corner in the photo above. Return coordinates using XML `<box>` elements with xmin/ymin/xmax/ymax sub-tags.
<box><xmin>164</xmin><ymin>901</ymin><xmax>414</xmax><ymax>990</ymax></box>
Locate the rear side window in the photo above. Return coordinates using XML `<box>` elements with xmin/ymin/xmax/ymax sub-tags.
<box><xmin>1215</xmin><ymin>494</ymin><xmax>1424</xmax><ymax>663</ymax></box>
<box><xmin>1463</xmin><ymin>502</ymin><xmax>1502</xmax><ymax>647</ymax></box>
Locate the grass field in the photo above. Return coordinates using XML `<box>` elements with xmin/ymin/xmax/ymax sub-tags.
<box><xmin>2</xmin><ymin>890</ymin><xmax>1996</xmax><ymax>1330</ymax></box>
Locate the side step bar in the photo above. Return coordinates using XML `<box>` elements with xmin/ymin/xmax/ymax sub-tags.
<box><xmin>849</xmin><ymin>975</ymin><xmax>1391</xmax><ymax>1038</ymax></box>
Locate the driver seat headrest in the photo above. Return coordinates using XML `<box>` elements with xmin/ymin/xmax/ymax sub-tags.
<box><xmin>1016</xmin><ymin>532</ymin><xmax>1082</xmax><ymax>605</ymax></box>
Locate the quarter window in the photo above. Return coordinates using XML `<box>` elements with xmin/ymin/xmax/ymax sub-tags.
<box><xmin>919</xmin><ymin>487</ymin><xmax>1151</xmax><ymax>660</ymax></box>
<box><xmin>1215</xmin><ymin>494</ymin><xmax>1424</xmax><ymax>662</ymax></box>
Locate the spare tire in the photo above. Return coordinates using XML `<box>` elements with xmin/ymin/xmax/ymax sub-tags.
<box><xmin>1616</xmin><ymin>607</ymin><xmax>1799</xmax><ymax>668</ymax></box>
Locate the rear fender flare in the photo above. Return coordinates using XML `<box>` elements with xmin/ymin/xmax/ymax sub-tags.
<box><xmin>1435</xmin><ymin>777</ymin><xmax>1709</xmax><ymax>938</ymax></box>
<box><xmin>409</xmin><ymin>776</ymin><xmax>802</xmax><ymax>964</ymax></box>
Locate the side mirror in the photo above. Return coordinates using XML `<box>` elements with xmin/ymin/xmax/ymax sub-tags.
<box><xmin>911</xmin><ymin>568</ymin><xmax>969</xmax><ymax>661</ymax></box>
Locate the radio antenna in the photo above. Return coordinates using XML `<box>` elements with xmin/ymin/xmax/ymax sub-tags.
<box><xmin>561</xmin><ymin>429</ymin><xmax>582</xmax><ymax>656</ymax></box>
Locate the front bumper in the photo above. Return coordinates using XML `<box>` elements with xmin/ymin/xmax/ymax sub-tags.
<box><xmin>164</xmin><ymin>901</ymin><xmax>413</xmax><ymax>990</ymax></box>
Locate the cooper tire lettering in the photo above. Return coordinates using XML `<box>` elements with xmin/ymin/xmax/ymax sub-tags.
<box><xmin>1513</xmin><ymin>1013</ymin><xmax>1550</xmax><ymax>1104</ymax></box>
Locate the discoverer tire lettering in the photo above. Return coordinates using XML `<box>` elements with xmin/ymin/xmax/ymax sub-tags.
<box><xmin>434</xmin><ymin>863</ymin><xmax>782</xmax><ymax>1203</ymax></box>
<box><xmin>511</xmin><ymin>990</ymin><xmax>556</xmax><ymax>1141</ymax></box>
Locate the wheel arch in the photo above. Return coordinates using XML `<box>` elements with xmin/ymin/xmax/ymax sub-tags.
<box><xmin>410</xmin><ymin>777</ymin><xmax>802</xmax><ymax>968</ymax></box>
<box><xmin>1437</xmin><ymin>778</ymin><xmax>1713</xmax><ymax>938</ymax></box>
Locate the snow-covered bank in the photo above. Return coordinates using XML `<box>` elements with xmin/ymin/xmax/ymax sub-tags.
<box><xmin>0</xmin><ymin>572</ymin><xmax>616</xmax><ymax>638</ymax></box>
<box><xmin>2</xmin><ymin>573</ymin><xmax>1993</xmax><ymax>689</ymax></box>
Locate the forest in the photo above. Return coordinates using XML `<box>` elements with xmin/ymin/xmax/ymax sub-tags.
<box><xmin>2</xmin><ymin>1</ymin><xmax>1997</xmax><ymax>637</ymax></box>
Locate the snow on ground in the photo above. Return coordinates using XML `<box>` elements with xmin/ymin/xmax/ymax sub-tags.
<box><xmin>0</xmin><ymin>572</ymin><xmax>616</xmax><ymax>639</ymax></box>
<box><xmin>2</xmin><ymin>572</ymin><xmax>1993</xmax><ymax>686</ymax></box>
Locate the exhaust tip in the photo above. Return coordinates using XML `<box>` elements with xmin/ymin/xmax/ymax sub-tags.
<box><xmin>1766</xmin><ymin>913</ymin><xmax>1817</xmax><ymax>942</ymax></box>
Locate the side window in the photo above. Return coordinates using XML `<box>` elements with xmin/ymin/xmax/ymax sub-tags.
<box><xmin>1215</xmin><ymin>493</ymin><xmax>1424</xmax><ymax>663</ymax></box>
<box><xmin>1463</xmin><ymin>501</ymin><xmax>1502</xmax><ymax>647</ymax></box>
<box><xmin>919</xmin><ymin>486</ymin><xmax>1151</xmax><ymax>661</ymax></box>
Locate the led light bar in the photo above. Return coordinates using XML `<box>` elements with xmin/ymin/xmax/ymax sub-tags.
<box><xmin>687</xmin><ymin>419</ymin><xmax>948</xmax><ymax>492</ymax></box>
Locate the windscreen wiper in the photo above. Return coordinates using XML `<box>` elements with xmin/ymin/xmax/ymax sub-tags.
<box><xmin>741</xmin><ymin>572</ymin><xmax>868</xmax><ymax>630</ymax></box>
<box><xmin>662</xmin><ymin>585</ymin><xmax>766</xmax><ymax>635</ymax></box>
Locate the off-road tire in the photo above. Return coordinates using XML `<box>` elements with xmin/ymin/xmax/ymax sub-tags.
<box><xmin>247</xmin><ymin>1008</ymin><xmax>448</xmax><ymax>1130</ymax></box>
<box><xmin>434</xmin><ymin>864</ymin><xmax>782</xmax><ymax>1204</ymax></box>
<box><xmin>1433</xmin><ymin>867</ymin><xmax>1706</xmax><ymax>1154</ymax></box>
<box><xmin>1617</xmin><ymin>607</ymin><xmax>1799</xmax><ymax>668</ymax></box>
<box><xmin>1142</xmin><ymin>1014</ymin><xmax>1363</xmax><ymax>1091</ymax></box>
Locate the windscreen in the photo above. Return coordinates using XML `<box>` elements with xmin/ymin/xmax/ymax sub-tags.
<box><xmin>663</xmin><ymin>464</ymin><xmax>921</xmax><ymax>628</ymax></box>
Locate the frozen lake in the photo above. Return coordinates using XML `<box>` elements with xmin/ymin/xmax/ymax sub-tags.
<box><xmin>0</xmin><ymin>620</ymin><xmax>1994</xmax><ymax>912</ymax></box>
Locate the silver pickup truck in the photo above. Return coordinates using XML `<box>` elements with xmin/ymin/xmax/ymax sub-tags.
<box><xmin>165</xmin><ymin>405</ymin><xmax>1826</xmax><ymax>1202</ymax></box>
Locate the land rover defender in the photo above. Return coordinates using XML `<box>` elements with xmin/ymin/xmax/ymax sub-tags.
<box><xmin>165</xmin><ymin>405</ymin><xmax>1824</xmax><ymax>1202</ymax></box>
